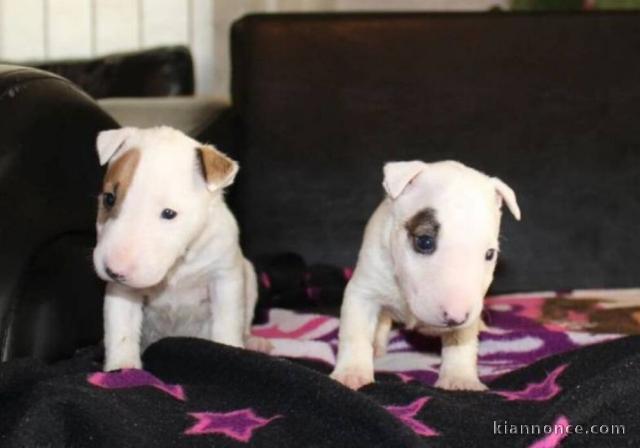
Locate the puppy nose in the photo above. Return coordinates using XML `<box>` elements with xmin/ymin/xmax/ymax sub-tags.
<box><xmin>105</xmin><ymin>265</ymin><xmax>126</xmax><ymax>282</ymax></box>
<box><xmin>443</xmin><ymin>311</ymin><xmax>469</xmax><ymax>327</ymax></box>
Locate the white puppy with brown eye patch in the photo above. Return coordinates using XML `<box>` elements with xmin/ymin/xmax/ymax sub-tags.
<box><xmin>331</xmin><ymin>160</ymin><xmax>521</xmax><ymax>391</ymax></box>
<box><xmin>93</xmin><ymin>126</ymin><xmax>269</xmax><ymax>372</ymax></box>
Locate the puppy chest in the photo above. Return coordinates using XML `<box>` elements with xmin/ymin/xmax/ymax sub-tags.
<box><xmin>142</xmin><ymin>287</ymin><xmax>211</xmax><ymax>343</ymax></box>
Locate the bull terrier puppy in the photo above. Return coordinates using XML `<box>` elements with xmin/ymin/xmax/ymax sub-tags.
<box><xmin>331</xmin><ymin>160</ymin><xmax>521</xmax><ymax>391</ymax></box>
<box><xmin>93</xmin><ymin>126</ymin><xmax>267</xmax><ymax>371</ymax></box>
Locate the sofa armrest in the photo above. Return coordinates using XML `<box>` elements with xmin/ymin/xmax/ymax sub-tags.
<box><xmin>0</xmin><ymin>65</ymin><xmax>116</xmax><ymax>362</ymax></box>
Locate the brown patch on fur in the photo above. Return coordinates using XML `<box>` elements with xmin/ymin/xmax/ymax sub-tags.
<box><xmin>197</xmin><ymin>145</ymin><xmax>235</xmax><ymax>188</ymax></box>
<box><xmin>405</xmin><ymin>207</ymin><xmax>440</xmax><ymax>237</ymax></box>
<box><xmin>97</xmin><ymin>149</ymin><xmax>141</xmax><ymax>223</ymax></box>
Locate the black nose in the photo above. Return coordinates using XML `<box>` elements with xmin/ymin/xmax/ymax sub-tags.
<box><xmin>443</xmin><ymin>311</ymin><xmax>469</xmax><ymax>327</ymax></box>
<box><xmin>105</xmin><ymin>266</ymin><xmax>125</xmax><ymax>281</ymax></box>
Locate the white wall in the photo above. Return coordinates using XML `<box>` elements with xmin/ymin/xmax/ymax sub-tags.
<box><xmin>0</xmin><ymin>0</ymin><xmax>506</xmax><ymax>98</ymax></box>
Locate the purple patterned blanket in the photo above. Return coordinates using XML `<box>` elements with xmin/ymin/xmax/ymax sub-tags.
<box><xmin>1</xmin><ymin>289</ymin><xmax>639</xmax><ymax>447</ymax></box>
<box><xmin>254</xmin><ymin>290</ymin><xmax>638</xmax><ymax>385</ymax></box>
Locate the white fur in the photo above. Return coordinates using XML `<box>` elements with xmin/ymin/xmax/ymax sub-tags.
<box><xmin>331</xmin><ymin>160</ymin><xmax>520</xmax><ymax>390</ymax></box>
<box><xmin>93</xmin><ymin>126</ymin><xmax>266</xmax><ymax>371</ymax></box>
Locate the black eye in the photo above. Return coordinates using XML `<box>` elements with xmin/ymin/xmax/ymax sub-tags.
<box><xmin>161</xmin><ymin>208</ymin><xmax>177</xmax><ymax>220</ymax></box>
<box><xmin>485</xmin><ymin>249</ymin><xmax>496</xmax><ymax>261</ymax></box>
<box><xmin>102</xmin><ymin>192</ymin><xmax>116</xmax><ymax>209</ymax></box>
<box><xmin>414</xmin><ymin>235</ymin><xmax>436</xmax><ymax>255</ymax></box>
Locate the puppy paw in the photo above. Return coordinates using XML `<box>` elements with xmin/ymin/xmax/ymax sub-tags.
<box><xmin>103</xmin><ymin>356</ymin><xmax>142</xmax><ymax>372</ymax></box>
<box><xmin>330</xmin><ymin>366</ymin><xmax>374</xmax><ymax>390</ymax></box>
<box><xmin>435</xmin><ymin>375</ymin><xmax>487</xmax><ymax>391</ymax></box>
<box><xmin>245</xmin><ymin>336</ymin><xmax>273</xmax><ymax>354</ymax></box>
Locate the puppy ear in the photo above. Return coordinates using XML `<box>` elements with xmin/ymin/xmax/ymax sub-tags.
<box><xmin>382</xmin><ymin>161</ymin><xmax>426</xmax><ymax>199</ymax></box>
<box><xmin>492</xmin><ymin>177</ymin><xmax>521</xmax><ymax>221</ymax></box>
<box><xmin>96</xmin><ymin>127</ymin><xmax>137</xmax><ymax>166</ymax></box>
<box><xmin>197</xmin><ymin>145</ymin><xmax>239</xmax><ymax>191</ymax></box>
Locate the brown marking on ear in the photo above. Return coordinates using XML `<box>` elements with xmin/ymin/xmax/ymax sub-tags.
<box><xmin>197</xmin><ymin>145</ymin><xmax>236</xmax><ymax>189</ymax></box>
<box><xmin>97</xmin><ymin>149</ymin><xmax>141</xmax><ymax>223</ymax></box>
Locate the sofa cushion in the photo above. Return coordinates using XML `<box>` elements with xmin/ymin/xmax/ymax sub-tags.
<box><xmin>20</xmin><ymin>46</ymin><xmax>194</xmax><ymax>99</ymax></box>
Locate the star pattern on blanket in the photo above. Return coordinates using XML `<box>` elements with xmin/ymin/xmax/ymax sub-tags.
<box><xmin>385</xmin><ymin>397</ymin><xmax>439</xmax><ymax>437</ymax></box>
<box><xmin>529</xmin><ymin>415</ymin><xmax>570</xmax><ymax>448</ymax></box>
<box><xmin>87</xmin><ymin>369</ymin><xmax>186</xmax><ymax>401</ymax></box>
<box><xmin>493</xmin><ymin>364</ymin><xmax>568</xmax><ymax>401</ymax></box>
<box><xmin>185</xmin><ymin>409</ymin><xmax>281</xmax><ymax>442</ymax></box>
<box><xmin>396</xmin><ymin>372</ymin><xmax>414</xmax><ymax>383</ymax></box>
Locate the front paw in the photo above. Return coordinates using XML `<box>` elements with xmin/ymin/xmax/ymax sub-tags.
<box><xmin>435</xmin><ymin>374</ymin><xmax>487</xmax><ymax>391</ymax></box>
<box><xmin>330</xmin><ymin>365</ymin><xmax>374</xmax><ymax>390</ymax></box>
<box><xmin>104</xmin><ymin>355</ymin><xmax>142</xmax><ymax>372</ymax></box>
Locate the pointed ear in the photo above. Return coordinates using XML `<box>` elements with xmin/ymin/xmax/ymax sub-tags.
<box><xmin>382</xmin><ymin>161</ymin><xmax>427</xmax><ymax>199</ymax></box>
<box><xmin>492</xmin><ymin>177</ymin><xmax>521</xmax><ymax>221</ymax></box>
<box><xmin>197</xmin><ymin>145</ymin><xmax>239</xmax><ymax>191</ymax></box>
<box><xmin>96</xmin><ymin>127</ymin><xmax>137</xmax><ymax>166</ymax></box>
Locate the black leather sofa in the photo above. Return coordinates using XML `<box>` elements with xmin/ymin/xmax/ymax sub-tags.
<box><xmin>1</xmin><ymin>11</ymin><xmax>639</xmax><ymax>364</ymax></box>
<box><xmin>2</xmin><ymin>12</ymin><xmax>640</xmax><ymax>448</ymax></box>
<box><xmin>231</xmin><ymin>12</ymin><xmax>640</xmax><ymax>294</ymax></box>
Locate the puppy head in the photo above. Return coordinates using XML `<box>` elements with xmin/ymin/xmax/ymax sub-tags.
<box><xmin>383</xmin><ymin>160</ymin><xmax>520</xmax><ymax>329</ymax></box>
<box><xmin>92</xmin><ymin>126</ymin><xmax>238</xmax><ymax>289</ymax></box>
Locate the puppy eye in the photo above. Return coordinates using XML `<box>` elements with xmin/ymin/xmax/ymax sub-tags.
<box><xmin>413</xmin><ymin>235</ymin><xmax>436</xmax><ymax>255</ymax></box>
<box><xmin>161</xmin><ymin>208</ymin><xmax>178</xmax><ymax>220</ymax></box>
<box><xmin>102</xmin><ymin>192</ymin><xmax>116</xmax><ymax>209</ymax></box>
<box><xmin>485</xmin><ymin>249</ymin><xmax>496</xmax><ymax>261</ymax></box>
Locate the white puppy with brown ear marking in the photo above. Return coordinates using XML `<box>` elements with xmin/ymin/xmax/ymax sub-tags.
<box><xmin>93</xmin><ymin>126</ymin><xmax>268</xmax><ymax>372</ymax></box>
<box><xmin>331</xmin><ymin>160</ymin><xmax>521</xmax><ymax>391</ymax></box>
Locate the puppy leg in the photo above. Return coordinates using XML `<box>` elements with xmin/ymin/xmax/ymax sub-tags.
<box><xmin>330</xmin><ymin>288</ymin><xmax>380</xmax><ymax>390</ymax></box>
<box><xmin>373</xmin><ymin>310</ymin><xmax>392</xmax><ymax>358</ymax></box>
<box><xmin>435</xmin><ymin>318</ymin><xmax>486</xmax><ymax>391</ymax></box>
<box><xmin>242</xmin><ymin>259</ymin><xmax>273</xmax><ymax>353</ymax></box>
<box><xmin>209</xmin><ymin>265</ymin><xmax>245</xmax><ymax>348</ymax></box>
<box><xmin>103</xmin><ymin>283</ymin><xmax>143</xmax><ymax>371</ymax></box>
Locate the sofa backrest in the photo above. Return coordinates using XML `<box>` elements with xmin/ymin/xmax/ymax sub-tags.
<box><xmin>19</xmin><ymin>46</ymin><xmax>194</xmax><ymax>99</ymax></box>
<box><xmin>231</xmin><ymin>12</ymin><xmax>640</xmax><ymax>293</ymax></box>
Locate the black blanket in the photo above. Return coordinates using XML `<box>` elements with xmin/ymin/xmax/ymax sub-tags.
<box><xmin>1</xmin><ymin>336</ymin><xmax>638</xmax><ymax>447</ymax></box>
